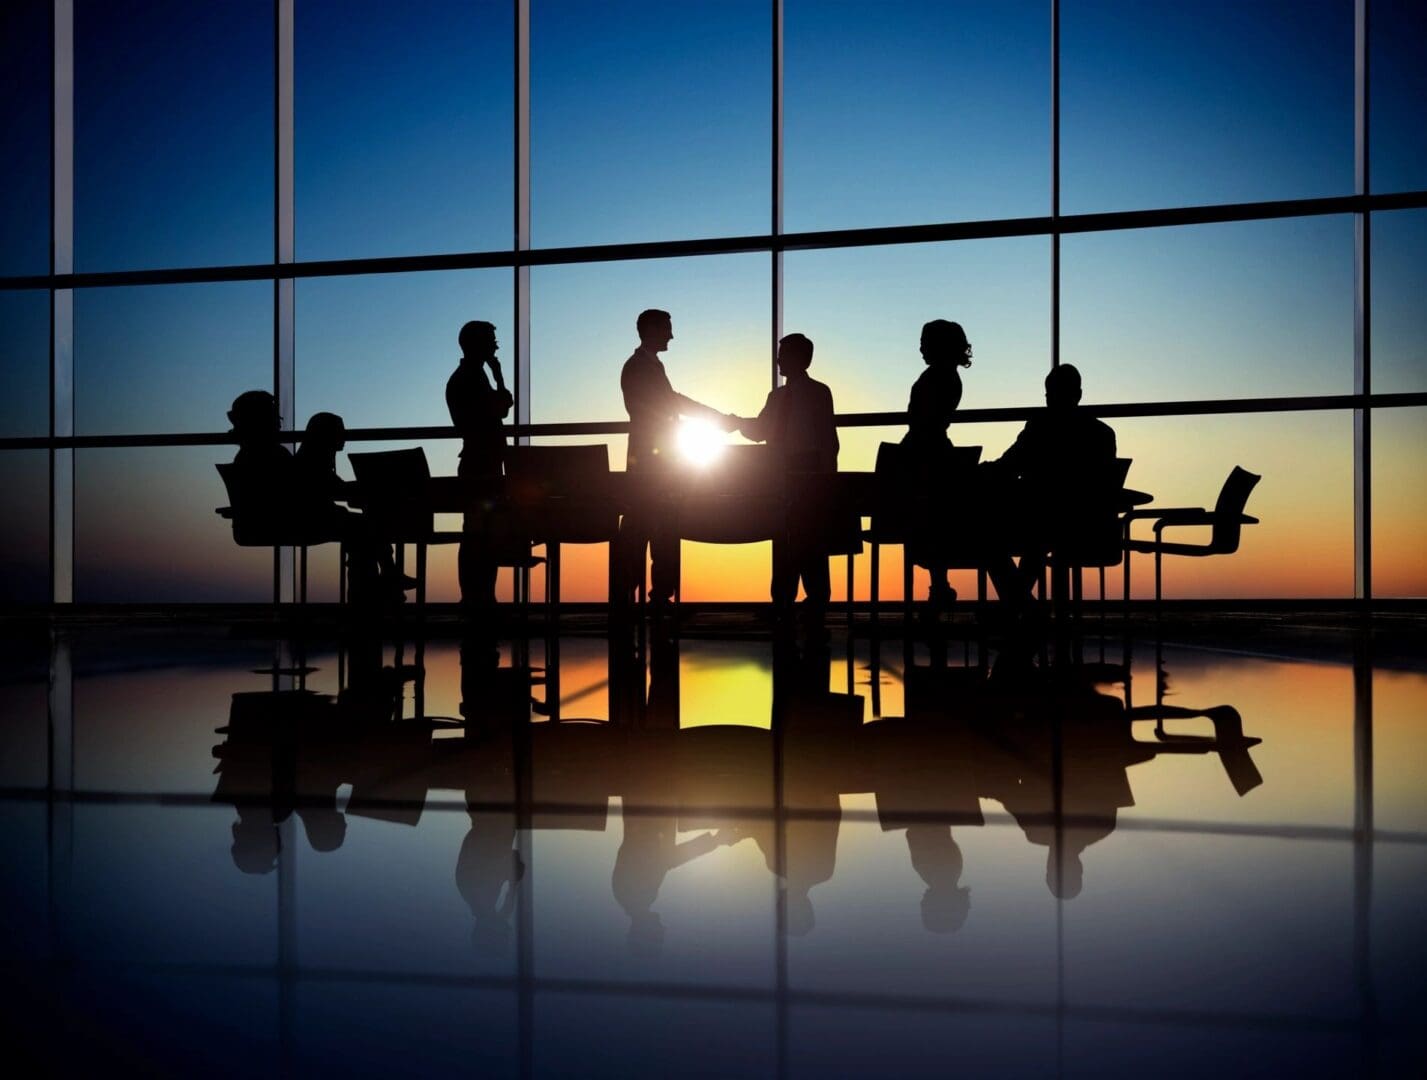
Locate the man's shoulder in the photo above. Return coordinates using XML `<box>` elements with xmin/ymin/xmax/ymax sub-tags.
<box><xmin>1084</xmin><ymin>413</ymin><xmax>1116</xmax><ymax>441</ymax></box>
<box><xmin>623</xmin><ymin>348</ymin><xmax>661</xmax><ymax>371</ymax></box>
<box><xmin>447</xmin><ymin>362</ymin><xmax>489</xmax><ymax>394</ymax></box>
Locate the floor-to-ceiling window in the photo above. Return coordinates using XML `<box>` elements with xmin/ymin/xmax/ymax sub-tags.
<box><xmin>1</xmin><ymin>0</ymin><xmax>1423</xmax><ymax>606</ymax></box>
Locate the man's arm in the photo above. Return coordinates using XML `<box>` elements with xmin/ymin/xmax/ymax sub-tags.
<box><xmin>673</xmin><ymin>390</ymin><xmax>726</xmax><ymax>423</ymax></box>
<box><xmin>737</xmin><ymin>391</ymin><xmax>778</xmax><ymax>443</ymax></box>
<box><xmin>485</xmin><ymin>359</ymin><xmax>513</xmax><ymax>419</ymax></box>
<box><xmin>992</xmin><ymin>423</ymin><xmax>1033</xmax><ymax>475</ymax></box>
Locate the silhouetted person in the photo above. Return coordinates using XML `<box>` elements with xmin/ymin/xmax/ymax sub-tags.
<box><xmin>617</xmin><ymin>308</ymin><xmax>736</xmax><ymax>606</ymax></box>
<box><xmin>738</xmin><ymin>333</ymin><xmax>839</xmax><ymax>633</ymax></box>
<box><xmin>989</xmin><ymin>363</ymin><xmax>1118</xmax><ymax>601</ymax></box>
<box><xmin>447</xmin><ymin>320</ymin><xmax>513</xmax><ymax>609</ymax></box>
<box><xmin>295</xmin><ymin>411</ymin><xmax>407</xmax><ymax>603</ymax></box>
<box><xmin>227</xmin><ymin>390</ymin><xmax>294</xmax><ymax>523</ymax></box>
<box><xmin>901</xmin><ymin>320</ymin><xmax>973</xmax><ymax>611</ymax></box>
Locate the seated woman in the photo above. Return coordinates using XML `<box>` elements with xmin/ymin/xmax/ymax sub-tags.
<box><xmin>293</xmin><ymin>411</ymin><xmax>410</xmax><ymax>604</ymax></box>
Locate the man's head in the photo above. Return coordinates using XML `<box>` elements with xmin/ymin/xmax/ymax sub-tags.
<box><xmin>458</xmin><ymin>320</ymin><xmax>498</xmax><ymax>360</ymax></box>
<box><xmin>920</xmin><ymin>319</ymin><xmax>972</xmax><ymax>368</ymax></box>
<box><xmin>1044</xmin><ymin>363</ymin><xmax>1083</xmax><ymax>409</ymax></box>
<box><xmin>637</xmin><ymin>308</ymin><xmax>673</xmax><ymax>352</ymax></box>
<box><xmin>228</xmin><ymin>390</ymin><xmax>279</xmax><ymax>441</ymax></box>
<box><xmin>777</xmin><ymin>333</ymin><xmax>814</xmax><ymax>379</ymax></box>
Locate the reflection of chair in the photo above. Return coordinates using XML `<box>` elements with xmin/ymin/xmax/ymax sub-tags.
<box><xmin>1123</xmin><ymin>466</ymin><xmax>1260</xmax><ymax>606</ymax></box>
<box><xmin>506</xmin><ymin>444</ymin><xmax>621</xmax><ymax>608</ymax></box>
<box><xmin>866</xmin><ymin>442</ymin><xmax>985</xmax><ymax>629</ymax></box>
<box><xmin>215</xmin><ymin>462</ymin><xmax>345</xmax><ymax>604</ymax></box>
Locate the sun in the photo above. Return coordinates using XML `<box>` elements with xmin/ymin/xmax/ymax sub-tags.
<box><xmin>676</xmin><ymin>417</ymin><xmax>728</xmax><ymax>468</ymax></box>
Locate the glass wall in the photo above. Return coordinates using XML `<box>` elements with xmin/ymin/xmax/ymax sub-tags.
<box><xmin>296</xmin><ymin>0</ymin><xmax>513</xmax><ymax>260</ymax></box>
<box><xmin>0</xmin><ymin>2</ymin><xmax>1421</xmax><ymax>605</ymax></box>
<box><xmin>1060</xmin><ymin>217</ymin><xmax>1353</xmax><ymax>403</ymax></box>
<box><xmin>784</xmin><ymin>0</ymin><xmax>1048</xmax><ymax>231</ymax></box>
<box><xmin>531</xmin><ymin>0</ymin><xmax>770</xmax><ymax>246</ymax></box>
<box><xmin>0</xmin><ymin>2</ymin><xmax>51</xmax><ymax>277</ymax></box>
<box><xmin>74</xmin><ymin>0</ymin><xmax>273</xmax><ymax>272</ymax></box>
<box><xmin>1061</xmin><ymin>0</ymin><xmax>1353</xmax><ymax>212</ymax></box>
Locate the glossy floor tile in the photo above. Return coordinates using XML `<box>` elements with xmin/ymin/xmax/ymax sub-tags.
<box><xmin>1</xmin><ymin>618</ymin><xmax>1424</xmax><ymax>1077</ymax></box>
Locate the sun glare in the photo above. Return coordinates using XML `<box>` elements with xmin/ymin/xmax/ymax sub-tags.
<box><xmin>676</xmin><ymin>417</ymin><xmax>728</xmax><ymax>468</ymax></box>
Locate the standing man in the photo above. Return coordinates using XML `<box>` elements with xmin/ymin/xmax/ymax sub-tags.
<box><xmin>618</xmin><ymin>308</ymin><xmax>733</xmax><ymax>607</ymax></box>
<box><xmin>737</xmin><ymin>333</ymin><xmax>839</xmax><ymax>632</ymax></box>
<box><xmin>447</xmin><ymin>320</ymin><xmax>513</xmax><ymax>609</ymax></box>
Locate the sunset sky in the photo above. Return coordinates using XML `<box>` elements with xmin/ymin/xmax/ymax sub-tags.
<box><xmin>0</xmin><ymin>0</ymin><xmax>1423</xmax><ymax>602</ymax></box>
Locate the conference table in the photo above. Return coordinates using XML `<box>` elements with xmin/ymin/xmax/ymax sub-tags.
<box><xmin>418</xmin><ymin>450</ymin><xmax>1150</xmax><ymax>612</ymax></box>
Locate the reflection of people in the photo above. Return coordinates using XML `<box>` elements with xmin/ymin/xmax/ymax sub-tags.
<box><xmin>613</xmin><ymin>633</ymin><xmax>739</xmax><ymax>953</ymax></box>
<box><xmin>456</xmin><ymin>809</ymin><xmax>523</xmax><ymax>950</ymax></box>
<box><xmin>765</xmin><ymin>641</ymin><xmax>861</xmax><ymax>936</ymax></box>
<box><xmin>617</xmin><ymin>309</ymin><xmax>735</xmax><ymax>606</ymax></box>
<box><xmin>900</xmin><ymin>320</ymin><xmax>973</xmax><ymax>612</ymax></box>
<box><xmin>212</xmin><ymin>689</ymin><xmax>340</xmax><ymax>874</ymax></box>
<box><xmin>870</xmin><ymin>665</ymin><xmax>983</xmax><ymax>931</ymax></box>
<box><xmin>738</xmin><ymin>333</ymin><xmax>839</xmax><ymax>632</ymax></box>
<box><xmin>446</xmin><ymin>320</ymin><xmax>513</xmax><ymax>609</ymax></box>
<box><xmin>907</xmin><ymin>825</ymin><xmax>971</xmax><ymax>933</ymax></box>
<box><xmin>612</xmin><ymin>816</ymin><xmax>732</xmax><ymax>957</ymax></box>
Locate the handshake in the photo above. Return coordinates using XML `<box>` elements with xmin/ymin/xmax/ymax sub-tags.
<box><xmin>717</xmin><ymin>412</ymin><xmax>749</xmax><ymax>436</ymax></box>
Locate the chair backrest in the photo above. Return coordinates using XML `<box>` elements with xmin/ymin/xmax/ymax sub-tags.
<box><xmin>505</xmin><ymin>443</ymin><xmax>610</xmax><ymax>502</ymax></box>
<box><xmin>215</xmin><ymin>461</ymin><xmax>285</xmax><ymax>546</ymax></box>
<box><xmin>348</xmin><ymin>448</ymin><xmax>434</xmax><ymax>541</ymax></box>
<box><xmin>1049</xmin><ymin>454</ymin><xmax>1131</xmax><ymax>565</ymax></box>
<box><xmin>690</xmin><ymin>443</ymin><xmax>782</xmax><ymax>497</ymax></box>
<box><xmin>874</xmin><ymin>441</ymin><xmax>982</xmax><ymax>476</ymax></box>
<box><xmin>215</xmin><ymin>461</ymin><xmax>240</xmax><ymax>509</ymax></box>
<box><xmin>1210</xmin><ymin>466</ymin><xmax>1261</xmax><ymax>552</ymax></box>
<box><xmin>873</xmin><ymin>441</ymin><xmax>906</xmax><ymax>478</ymax></box>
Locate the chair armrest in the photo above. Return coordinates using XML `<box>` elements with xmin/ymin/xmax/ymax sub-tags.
<box><xmin>1121</xmin><ymin>505</ymin><xmax>1208</xmax><ymax>542</ymax></box>
<box><xmin>1121</xmin><ymin>505</ymin><xmax>1203</xmax><ymax>522</ymax></box>
<box><xmin>1152</xmin><ymin>508</ymin><xmax>1215</xmax><ymax>533</ymax></box>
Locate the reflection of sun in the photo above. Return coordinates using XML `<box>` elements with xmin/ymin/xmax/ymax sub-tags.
<box><xmin>676</xmin><ymin>417</ymin><xmax>727</xmax><ymax>468</ymax></box>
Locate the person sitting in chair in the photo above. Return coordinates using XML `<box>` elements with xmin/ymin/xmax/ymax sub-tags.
<box><xmin>294</xmin><ymin>411</ymin><xmax>409</xmax><ymax>603</ymax></box>
<box><xmin>989</xmin><ymin>364</ymin><xmax>1118</xmax><ymax>600</ymax></box>
<box><xmin>228</xmin><ymin>389</ymin><xmax>292</xmax><ymax>510</ymax></box>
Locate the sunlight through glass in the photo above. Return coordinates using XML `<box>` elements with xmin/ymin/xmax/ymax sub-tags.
<box><xmin>676</xmin><ymin>417</ymin><xmax>728</xmax><ymax>468</ymax></box>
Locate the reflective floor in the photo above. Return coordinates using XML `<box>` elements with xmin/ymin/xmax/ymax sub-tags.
<box><xmin>2</xmin><ymin>615</ymin><xmax>1425</xmax><ymax>1077</ymax></box>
